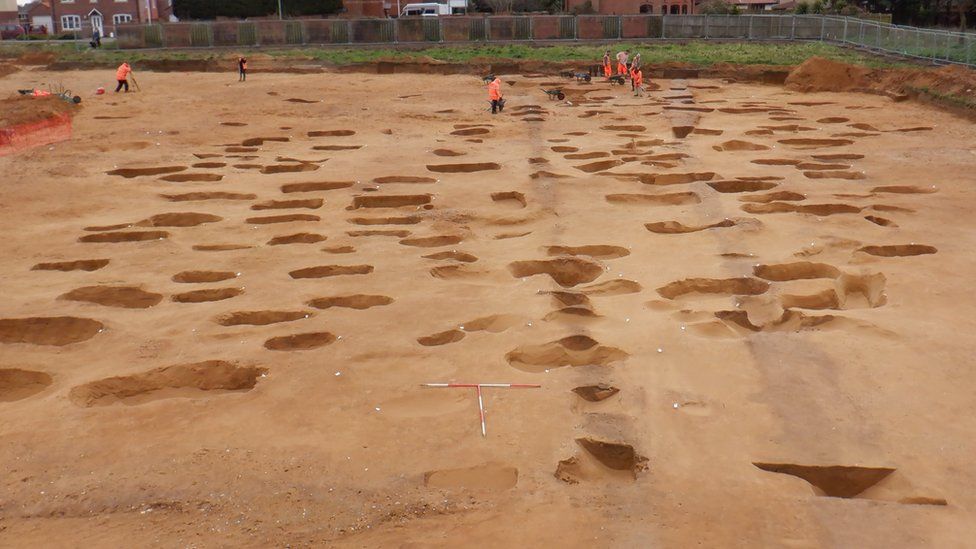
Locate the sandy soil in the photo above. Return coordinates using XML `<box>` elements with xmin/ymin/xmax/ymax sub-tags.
<box><xmin>1</xmin><ymin>65</ymin><xmax>975</xmax><ymax>547</ymax></box>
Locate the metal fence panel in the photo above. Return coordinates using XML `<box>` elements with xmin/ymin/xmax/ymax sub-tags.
<box><xmin>111</xmin><ymin>15</ymin><xmax>973</xmax><ymax>68</ymax></box>
<box><xmin>212</xmin><ymin>21</ymin><xmax>246</xmax><ymax>46</ymax></box>
<box><xmin>793</xmin><ymin>15</ymin><xmax>822</xmax><ymax>39</ymax></box>
<box><xmin>621</xmin><ymin>15</ymin><xmax>661</xmax><ymax>39</ymax></box>
<box><xmin>441</xmin><ymin>16</ymin><xmax>484</xmax><ymax>42</ymax></box>
<box><xmin>350</xmin><ymin>19</ymin><xmax>394</xmax><ymax>43</ymax></box>
<box><xmin>397</xmin><ymin>18</ymin><xmax>427</xmax><ymax>42</ymax></box>
<box><xmin>664</xmin><ymin>15</ymin><xmax>704</xmax><ymax>39</ymax></box>
<box><xmin>304</xmin><ymin>19</ymin><xmax>348</xmax><ymax>44</ymax></box>
<box><xmin>576</xmin><ymin>15</ymin><xmax>615</xmax><ymax>40</ymax></box>
<box><xmin>486</xmin><ymin>17</ymin><xmax>529</xmax><ymax>41</ymax></box>
<box><xmin>531</xmin><ymin>15</ymin><xmax>574</xmax><ymax>40</ymax></box>
<box><xmin>706</xmin><ymin>15</ymin><xmax>749</xmax><ymax>39</ymax></box>
<box><xmin>160</xmin><ymin>24</ymin><xmax>190</xmax><ymax>47</ymax></box>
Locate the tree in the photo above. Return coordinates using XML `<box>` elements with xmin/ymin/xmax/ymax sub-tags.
<box><xmin>954</xmin><ymin>0</ymin><xmax>974</xmax><ymax>30</ymax></box>
<box><xmin>570</xmin><ymin>0</ymin><xmax>596</xmax><ymax>13</ymax></box>
<box><xmin>484</xmin><ymin>0</ymin><xmax>515</xmax><ymax>12</ymax></box>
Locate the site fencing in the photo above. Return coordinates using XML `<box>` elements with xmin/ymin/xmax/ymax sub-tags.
<box><xmin>115</xmin><ymin>14</ymin><xmax>976</xmax><ymax>67</ymax></box>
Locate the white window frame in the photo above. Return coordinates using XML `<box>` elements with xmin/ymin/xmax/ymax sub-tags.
<box><xmin>113</xmin><ymin>14</ymin><xmax>133</xmax><ymax>24</ymax></box>
<box><xmin>61</xmin><ymin>15</ymin><xmax>82</xmax><ymax>30</ymax></box>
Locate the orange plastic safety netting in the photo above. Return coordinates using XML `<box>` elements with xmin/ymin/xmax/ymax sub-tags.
<box><xmin>0</xmin><ymin>113</ymin><xmax>72</xmax><ymax>157</ymax></box>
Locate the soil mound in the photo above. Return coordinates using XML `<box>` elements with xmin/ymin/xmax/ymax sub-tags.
<box><xmin>784</xmin><ymin>57</ymin><xmax>873</xmax><ymax>93</ymax></box>
<box><xmin>0</xmin><ymin>63</ymin><xmax>18</xmax><ymax>79</ymax></box>
<box><xmin>786</xmin><ymin>57</ymin><xmax>976</xmax><ymax>108</ymax></box>
<box><xmin>0</xmin><ymin>96</ymin><xmax>75</xmax><ymax>127</ymax></box>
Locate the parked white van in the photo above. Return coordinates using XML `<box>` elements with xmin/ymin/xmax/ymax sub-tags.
<box><xmin>400</xmin><ymin>0</ymin><xmax>467</xmax><ymax>16</ymax></box>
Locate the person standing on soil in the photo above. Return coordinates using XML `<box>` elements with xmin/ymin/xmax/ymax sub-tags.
<box><xmin>115</xmin><ymin>62</ymin><xmax>132</xmax><ymax>93</ymax></box>
<box><xmin>238</xmin><ymin>57</ymin><xmax>248</xmax><ymax>82</ymax></box>
<box><xmin>629</xmin><ymin>52</ymin><xmax>641</xmax><ymax>90</ymax></box>
<box><xmin>487</xmin><ymin>74</ymin><xmax>504</xmax><ymax>115</ymax></box>
<box><xmin>632</xmin><ymin>67</ymin><xmax>644</xmax><ymax>97</ymax></box>
<box><xmin>603</xmin><ymin>50</ymin><xmax>612</xmax><ymax>78</ymax></box>
<box><xmin>616</xmin><ymin>49</ymin><xmax>629</xmax><ymax>77</ymax></box>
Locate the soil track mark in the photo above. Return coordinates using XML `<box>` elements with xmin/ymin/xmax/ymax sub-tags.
<box><xmin>506</xmin><ymin>335</ymin><xmax>627</xmax><ymax>372</ymax></box>
<box><xmin>308</xmin><ymin>295</ymin><xmax>393</xmax><ymax>310</ymax></box>
<box><xmin>171</xmin><ymin>288</ymin><xmax>243</xmax><ymax>303</ymax></box>
<box><xmin>264</xmin><ymin>332</ymin><xmax>336</xmax><ymax>351</ymax></box>
<box><xmin>69</xmin><ymin>360</ymin><xmax>266</xmax><ymax>407</ymax></box>
<box><xmin>0</xmin><ymin>369</ymin><xmax>53</xmax><ymax>402</ymax></box>
<box><xmin>508</xmin><ymin>258</ymin><xmax>603</xmax><ymax>287</ymax></box>
<box><xmin>290</xmin><ymin>265</ymin><xmax>374</xmax><ymax>279</ymax></box>
<box><xmin>172</xmin><ymin>271</ymin><xmax>238</xmax><ymax>283</ymax></box>
<box><xmin>61</xmin><ymin>286</ymin><xmax>163</xmax><ymax>309</ymax></box>
<box><xmin>32</xmin><ymin>259</ymin><xmax>109</xmax><ymax>272</ymax></box>
<box><xmin>0</xmin><ymin>317</ymin><xmax>103</xmax><ymax>346</ymax></box>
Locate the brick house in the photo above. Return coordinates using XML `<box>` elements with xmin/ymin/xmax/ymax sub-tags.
<box><xmin>564</xmin><ymin>0</ymin><xmax>695</xmax><ymax>14</ymax></box>
<box><xmin>31</xmin><ymin>0</ymin><xmax>174</xmax><ymax>35</ymax></box>
<box><xmin>0</xmin><ymin>0</ymin><xmax>17</xmax><ymax>25</ymax></box>
<box><xmin>345</xmin><ymin>0</ymin><xmax>387</xmax><ymax>17</ymax></box>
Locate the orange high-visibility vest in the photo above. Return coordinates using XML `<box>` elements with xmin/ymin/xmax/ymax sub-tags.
<box><xmin>116</xmin><ymin>63</ymin><xmax>131</xmax><ymax>81</ymax></box>
<box><xmin>488</xmin><ymin>78</ymin><xmax>502</xmax><ymax>100</ymax></box>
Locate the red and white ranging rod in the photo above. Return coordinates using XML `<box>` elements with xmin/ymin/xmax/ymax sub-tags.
<box><xmin>421</xmin><ymin>383</ymin><xmax>542</xmax><ymax>437</ymax></box>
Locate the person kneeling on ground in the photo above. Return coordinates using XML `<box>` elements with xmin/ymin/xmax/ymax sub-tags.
<box><xmin>115</xmin><ymin>62</ymin><xmax>132</xmax><ymax>93</ymax></box>
<box><xmin>487</xmin><ymin>74</ymin><xmax>504</xmax><ymax>114</ymax></box>
<box><xmin>239</xmin><ymin>57</ymin><xmax>248</xmax><ymax>82</ymax></box>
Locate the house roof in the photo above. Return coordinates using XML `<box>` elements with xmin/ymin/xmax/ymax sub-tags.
<box><xmin>730</xmin><ymin>0</ymin><xmax>780</xmax><ymax>4</ymax></box>
<box><xmin>21</xmin><ymin>0</ymin><xmax>50</xmax><ymax>16</ymax></box>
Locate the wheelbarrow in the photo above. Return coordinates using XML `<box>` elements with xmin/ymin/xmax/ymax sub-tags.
<box><xmin>543</xmin><ymin>89</ymin><xmax>566</xmax><ymax>101</ymax></box>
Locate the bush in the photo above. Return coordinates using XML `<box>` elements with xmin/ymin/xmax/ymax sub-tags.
<box><xmin>570</xmin><ymin>0</ymin><xmax>596</xmax><ymax>14</ymax></box>
<box><xmin>811</xmin><ymin>0</ymin><xmax>825</xmax><ymax>13</ymax></box>
<box><xmin>795</xmin><ymin>1</ymin><xmax>810</xmax><ymax>14</ymax></box>
<box><xmin>699</xmin><ymin>0</ymin><xmax>741</xmax><ymax>15</ymax></box>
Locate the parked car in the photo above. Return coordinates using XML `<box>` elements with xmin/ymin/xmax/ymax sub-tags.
<box><xmin>0</xmin><ymin>24</ymin><xmax>26</xmax><ymax>40</ymax></box>
<box><xmin>400</xmin><ymin>0</ymin><xmax>468</xmax><ymax>16</ymax></box>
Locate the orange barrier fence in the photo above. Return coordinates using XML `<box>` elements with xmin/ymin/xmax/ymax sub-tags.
<box><xmin>0</xmin><ymin>113</ymin><xmax>73</xmax><ymax>157</ymax></box>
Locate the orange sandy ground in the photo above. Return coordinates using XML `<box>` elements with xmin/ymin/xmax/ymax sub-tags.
<box><xmin>1</xmin><ymin>67</ymin><xmax>975</xmax><ymax>547</ymax></box>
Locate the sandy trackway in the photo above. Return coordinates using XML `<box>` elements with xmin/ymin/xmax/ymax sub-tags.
<box><xmin>1</xmin><ymin>68</ymin><xmax>975</xmax><ymax>547</ymax></box>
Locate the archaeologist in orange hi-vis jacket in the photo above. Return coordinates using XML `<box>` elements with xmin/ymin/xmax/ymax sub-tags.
<box><xmin>616</xmin><ymin>49</ymin><xmax>629</xmax><ymax>76</ymax></box>
<box><xmin>239</xmin><ymin>57</ymin><xmax>248</xmax><ymax>82</ymax></box>
<box><xmin>603</xmin><ymin>50</ymin><xmax>612</xmax><ymax>78</ymax></box>
<box><xmin>632</xmin><ymin>67</ymin><xmax>644</xmax><ymax>97</ymax></box>
<box><xmin>115</xmin><ymin>62</ymin><xmax>132</xmax><ymax>93</ymax></box>
<box><xmin>487</xmin><ymin>74</ymin><xmax>504</xmax><ymax>115</ymax></box>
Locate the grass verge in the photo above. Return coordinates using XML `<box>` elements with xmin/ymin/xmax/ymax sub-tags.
<box><xmin>0</xmin><ymin>40</ymin><xmax>907</xmax><ymax>68</ymax></box>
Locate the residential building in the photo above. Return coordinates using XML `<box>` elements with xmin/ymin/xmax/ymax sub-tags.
<box><xmin>20</xmin><ymin>1</ymin><xmax>53</xmax><ymax>33</ymax></box>
<box><xmin>345</xmin><ymin>0</ymin><xmax>387</xmax><ymax>17</ymax></box>
<box><xmin>0</xmin><ymin>0</ymin><xmax>17</xmax><ymax>25</ymax></box>
<box><xmin>564</xmin><ymin>0</ymin><xmax>695</xmax><ymax>15</ymax></box>
<box><xmin>729</xmin><ymin>0</ymin><xmax>781</xmax><ymax>11</ymax></box>
<box><xmin>32</xmin><ymin>0</ymin><xmax>174</xmax><ymax>35</ymax></box>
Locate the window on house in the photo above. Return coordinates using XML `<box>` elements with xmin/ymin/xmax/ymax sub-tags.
<box><xmin>113</xmin><ymin>14</ymin><xmax>133</xmax><ymax>24</ymax></box>
<box><xmin>61</xmin><ymin>15</ymin><xmax>81</xmax><ymax>30</ymax></box>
